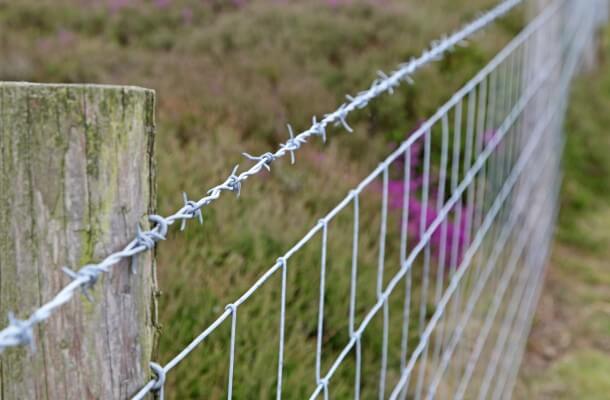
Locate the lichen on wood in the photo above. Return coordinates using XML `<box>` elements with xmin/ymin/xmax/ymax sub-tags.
<box><xmin>0</xmin><ymin>82</ymin><xmax>157</xmax><ymax>400</ymax></box>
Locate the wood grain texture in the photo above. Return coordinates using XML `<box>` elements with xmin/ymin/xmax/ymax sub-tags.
<box><xmin>0</xmin><ymin>82</ymin><xmax>158</xmax><ymax>399</ymax></box>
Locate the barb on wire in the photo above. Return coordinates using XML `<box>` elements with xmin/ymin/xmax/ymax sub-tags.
<box><xmin>242</xmin><ymin>152</ymin><xmax>276</xmax><ymax>171</ymax></box>
<box><xmin>311</xmin><ymin>116</ymin><xmax>327</xmax><ymax>142</ymax></box>
<box><xmin>279</xmin><ymin>124</ymin><xmax>305</xmax><ymax>164</ymax></box>
<box><xmin>180</xmin><ymin>192</ymin><xmax>203</xmax><ymax>231</ymax></box>
<box><xmin>6</xmin><ymin>313</ymin><xmax>34</xmax><ymax>352</ymax></box>
<box><xmin>132</xmin><ymin>216</ymin><xmax>167</xmax><ymax>273</ymax></box>
<box><xmin>0</xmin><ymin>0</ymin><xmax>524</xmax><ymax>353</ymax></box>
<box><xmin>61</xmin><ymin>265</ymin><xmax>106</xmax><ymax>303</ymax></box>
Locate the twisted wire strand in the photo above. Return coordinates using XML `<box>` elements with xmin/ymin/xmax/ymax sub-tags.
<box><xmin>0</xmin><ymin>0</ymin><xmax>523</xmax><ymax>352</ymax></box>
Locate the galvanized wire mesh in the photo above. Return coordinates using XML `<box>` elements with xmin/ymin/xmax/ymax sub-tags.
<box><xmin>129</xmin><ymin>0</ymin><xmax>606</xmax><ymax>398</ymax></box>
<box><xmin>0</xmin><ymin>0</ymin><xmax>605</xmax><ymax>398</ymax></box>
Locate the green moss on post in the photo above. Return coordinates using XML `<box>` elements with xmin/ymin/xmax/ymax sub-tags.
<box><xmin>0</xmin><ymin>82</ymin><xmax>157</xmax><ymax>399</ymax></box>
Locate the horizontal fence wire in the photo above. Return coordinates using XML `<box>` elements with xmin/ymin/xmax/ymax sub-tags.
<box><xmin>0</xmin><ymin>0</ymin><xmax>526</xmax><ymax>353</ymax></box>
<box><xmin>128</xmin><ymin>0</ymin><xmax>605</xmax><ymax>399</ymax></box>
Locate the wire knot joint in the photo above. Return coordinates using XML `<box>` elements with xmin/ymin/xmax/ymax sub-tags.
<box><xmin>150</xmin><ymin>362</ymin><xmax>166</xmax><ymax>399</ymax></box>
<box><xmin>62</xmin><ymin>264</ymin><xmax>107</xmax><ymax>302</ymax></box>
<box><xmin>7</xmin><ymin>313</ymin><xmax>35</xmax><ymax>351</ymax></box>
<box><xmin>180</xmin><ymin>192</ymin><xmax>204</xmax><ymax>231</ymax></box>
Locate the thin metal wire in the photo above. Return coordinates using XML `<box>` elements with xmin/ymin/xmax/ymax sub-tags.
<box><xmin>349</xmin><ymin>189</ymin><xmax>360</xmax><ymax>400</ymax></box>
<box><xmin>276</xmin><ymin>257</ymin><xmax>288</xmax><ymax>400</ymax></box>
<box><xmin>378</xmin><ymin>166</ymin><xmax>390</xmax><ymax>400</ymax></box>
<box><xmin>414</xmin><ymin>127</ymin><xmax>432</xmax><ymax>400</ymax></box>
<box><xmin>398</xmin><ymin>147</ymin><xmax>413</xmax><ymax>400</ymax></box>
<box><xmin>355</xmin><ymin>335</ymin><xmax>362</xmax><ymax>400</ymax></box>
<box><xmin>316</xmin><ymin>220</ymin><xmax>328</xmax><ymax>386</ymax></box>
<box><xmin>226</xmin><ymin>303</ymin><xmax>237</xmax><ymax>400</ymax></box>
<box><xmin>431</xmin><ymin>113</ymin><xmax>450</xmax><ymax>373</ymax></box>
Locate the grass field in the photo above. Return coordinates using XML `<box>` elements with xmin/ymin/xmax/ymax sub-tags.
<box><xmin>0</xmin><ymin>0</ymin><xmax>607</xmax><ymax>399</ymax></box>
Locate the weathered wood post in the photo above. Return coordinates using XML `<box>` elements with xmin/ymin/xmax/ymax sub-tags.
<box><xmin>0</xmin><ymin>83</ymin><xmax>158</xmax><ymax>399</ymax></box>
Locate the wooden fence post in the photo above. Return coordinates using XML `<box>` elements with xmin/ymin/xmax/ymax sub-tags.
<box><xmin>0</xmin><ymin>82</ymin><xmax>158</xmax><ymax>399</ymax></box>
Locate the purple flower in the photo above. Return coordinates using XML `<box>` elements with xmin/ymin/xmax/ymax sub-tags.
<box><xmin>327</xmin><ymin>0</ymin><xmax>351</xmax><ymax>8</ymax></box>
<box><xmin>107</xmin><ymin>0</ymin><xmax>130</xmax><ymax>13</ymax></box>
<box><xmin>181</xmin><ymin>7</ymin><xmax>193</xmax><ymax>25</ymax></box>
<box><xmin>386</xmin><ymin>178</ymin><xmax>422</xmax><ymax>210</ymax></box>
<box><xmin>379</xmin><ymin>125</ymin><xmax>473</xmax><ymax>269</ymax></box>
<box><xmin>57</xmin><ymin>29</ymin><xmax>75</xmax><ymax>46</ymax></box>
<box><xmin>154</xmin><ymin>0</ymin><xmax>171</xmax><ymax>8</ymax></box>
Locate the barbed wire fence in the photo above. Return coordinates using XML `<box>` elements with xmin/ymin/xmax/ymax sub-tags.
<box><xmin>0</xmin><ymin>0</ymin><xmax>607</xmax><ymax>398</ymax></box>
<box><xmin>131</xmin><ymin>0</ymin><xmax>603</xmax><ymax>398</ymax></box>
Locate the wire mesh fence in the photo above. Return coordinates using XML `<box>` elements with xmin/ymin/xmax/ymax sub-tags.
<box><xmin>126</xmin><ymin>0</ymin><xmax>606</xmax><ymax>398</ymax></box>
<box><xmin>0</xmin><ymin>0</ymin><xmax>606</xmax><ymax>398</ymax></box>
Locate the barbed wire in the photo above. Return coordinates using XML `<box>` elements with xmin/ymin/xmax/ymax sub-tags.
<box><xmin>0</xmin><ymin>0</ymin><xmax>523</xmax><ymax>352</ymax></box>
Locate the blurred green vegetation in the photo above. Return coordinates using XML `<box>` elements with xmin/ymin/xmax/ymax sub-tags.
<box><xmin>7</xmin><ymin>1</ymin><xmax>607</xmax><ymax>399</ymax></box>
<box><xmin>557</xmin><ymin>29</ymin><xmax>610</xmax><ymax>251</ymax></box>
